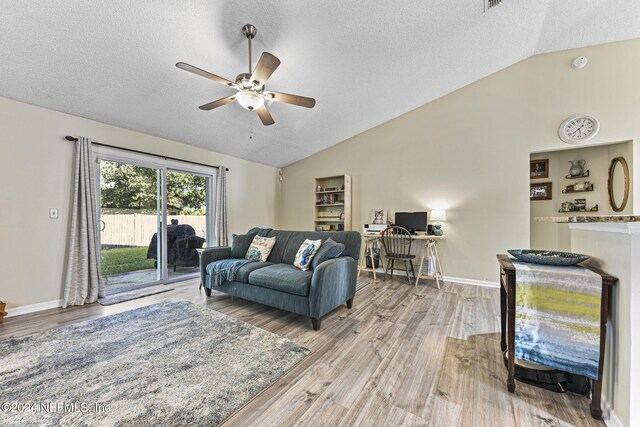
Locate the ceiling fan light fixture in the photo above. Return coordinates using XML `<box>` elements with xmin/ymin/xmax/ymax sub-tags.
<box><xmin>235</xmin><ymin>90</ymin><xmax>264</xmax><ymax>111</ymax></box>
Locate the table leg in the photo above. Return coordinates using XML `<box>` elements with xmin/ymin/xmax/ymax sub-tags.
<box><xmin>358</xmin><ymin>240</ymin><xmax>367</xmax><ymax>277</ymax></box>
<box><xmin>415</xmin><ymin>242</ymin><xmax>426</xmax><ymax>287</ymax></box>
<box><xmin>500</xmin><ymin>276</ymin><xmax>507</xmax><ymax>352</ymax></box>
<box><xmin>507</xmin><ymin>279</ymin><xmax>516</xmax><ymax>393</ymax></box>
<box><xmin>370</xmin><ymin>241</ymin><xmax>377</xmax><ymax>281</ymax></box>
<box><xmin>590</xmin><ymin>285</ymin><xmax>609</xmax><ymax>419</ymax></box>
<box><xmin>430</xmin><ymin>243</ymin><xmax>441</xmax><ymax>289</ymax></box>
<box><xmin>432</xmin><ymin>242</ymin><xmax>444</xmax><ymax>286</ymax></box>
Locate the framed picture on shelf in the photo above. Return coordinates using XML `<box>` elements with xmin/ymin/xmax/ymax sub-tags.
<box><xmin>530</xmin><ymin>159</ymin><xmax>549</xmax><ymax>179</ymax></box>
<box><xmin>574</xmin><ymin>198</ymin><xmax>586</xmax><ymax>211</ymax></box>
<box><xmin>530</xmin><ymin>182</ymin><xmax>552</xmax><ymax>200</ymax></box>
<box><xmin>370</xmin><ymin>209</ymin><xmax>387</xmax><ymax>225</ymax></box>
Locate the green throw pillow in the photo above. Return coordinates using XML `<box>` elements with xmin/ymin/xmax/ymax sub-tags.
<box><xmin>231</xmin><ymin>233</ymin><xmax>257</xmax><ymax>259</ymax></box>
<box><xmin>311</xmin><ymin>238</ymin><xmax>345</xmax><ymax>270</ymax></box>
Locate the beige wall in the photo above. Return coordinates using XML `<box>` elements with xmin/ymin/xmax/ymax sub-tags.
<box><xmin>0</xmin><ymin>97</ymin><xmax>280</xmax><ymax>309</ymax></box>
<box><xmin>280</xmin><ymin>39</ymin><xmax>640</xmax><ymax>283</ymax></box>
<box><xmin>530</xmin><ymin>141</ymin><xmax>633</xmax><ymax>251</ymax></box>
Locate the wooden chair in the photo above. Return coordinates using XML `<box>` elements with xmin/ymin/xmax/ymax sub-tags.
<box><xmin>380</xmin><ymin>226</ymin><xmax>416</xmax><ymax>284</ymax></box>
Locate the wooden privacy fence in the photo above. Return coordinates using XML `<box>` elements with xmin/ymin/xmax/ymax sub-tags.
<box><xmin>100</xmin><ymin>214</ymin><xmax>207</xmax><ymax>247</ymax></box>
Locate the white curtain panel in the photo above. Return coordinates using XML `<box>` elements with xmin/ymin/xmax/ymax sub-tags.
<box><xmin>215</xmin><ymin>167</ymin><xmax>229</xmax><ymax>246</ymax></box>
<box><xmin>63</xmin><ymin>137</ymin><xmax>104</xmax><ymax>307</ymax></box>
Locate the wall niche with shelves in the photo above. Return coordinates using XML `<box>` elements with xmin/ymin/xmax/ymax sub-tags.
<box><xmin>314</xmin><ymin>175</ymin><xmax>351</xmax><ymax>231</ymax></box>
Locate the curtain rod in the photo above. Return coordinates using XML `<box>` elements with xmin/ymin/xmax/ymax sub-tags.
<box><xmin>64</xmin><ymin>136</ymin><xmax>229</xmax><ymax>172</ymax></box>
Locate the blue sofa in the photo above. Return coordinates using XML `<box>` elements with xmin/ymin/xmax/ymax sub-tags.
<box><xmin>200</xmin><ymin>230</ymin><xmax>362</xmax><ymax>330</ymax></box>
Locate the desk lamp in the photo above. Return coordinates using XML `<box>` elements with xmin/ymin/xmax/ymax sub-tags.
<box><xmin>431</xmin><ymin>210</ymin><xmax>447</xmax><ymax>236</ymax></box>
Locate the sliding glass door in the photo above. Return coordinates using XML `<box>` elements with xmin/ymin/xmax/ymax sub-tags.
<box><xmin>164</xmin><ymin>169</ymin><xmax>211</xmax><ymax>282</ymax></box>
<box><xmin>99</xmin><ymin>160</ymin><xmax>163</xmax><ymax>293</ymax></box>
<box><xmin>96</xmin><ymin>150</ymin><xmax>215</xmax><ymax>294</ymax></box>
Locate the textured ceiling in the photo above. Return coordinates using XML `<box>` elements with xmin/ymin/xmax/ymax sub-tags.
<box><xmin>1</xmin><ymin>1</ymin><xmax>639</xmax><ymax>167</ymax></box>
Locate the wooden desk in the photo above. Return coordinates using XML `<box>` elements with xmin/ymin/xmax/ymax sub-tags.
<box><xmin>496</xmin><ymin>254</ymin><xmax>616</xmax><ymax>420</ymax></box>
<box><xmin>358</xmin><ymin>233</ymin><xmax>444</xmax><ymax>287</ymax></box>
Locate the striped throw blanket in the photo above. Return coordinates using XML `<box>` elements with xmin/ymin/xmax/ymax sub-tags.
<box><xmin>512</xmin><ymin>258</ymin><xmax>602</xmax><ymax>379</ymax></box>
<box><xmin>206</xmin><ymin>259</ymin><xmax>254</xmax><ymax>288</ymax></box>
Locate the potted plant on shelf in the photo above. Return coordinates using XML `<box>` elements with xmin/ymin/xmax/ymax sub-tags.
<box><xmin>0</xmin><ymin>300</ymin><xmax>7</xmax><ymax>323</ymax></box>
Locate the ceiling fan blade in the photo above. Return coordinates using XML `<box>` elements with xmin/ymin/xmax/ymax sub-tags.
<box><xmin>250</xmin><ymin>52</ymin><xmax>281</xmax><ymax>87</ymax></box>
<box><xmin>199</xmin><ymin>95</ymin><xmax>237</xmax><ymax>111</ymax></box>
<box><xmin>176</xmin><ymin>62</ymin><xmax>237</xmax><ymax>88</ymax></box>
<box><xmin>264</xmin><ymin>91</ymin><xmax>316</xmax><ymax>108</ymax></box>
<box><xmin>256</xmin><ymin>105</ymin><xmax>275</xmax><ymax>126</ymax></box>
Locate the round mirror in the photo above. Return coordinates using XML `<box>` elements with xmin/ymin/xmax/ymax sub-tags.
<box><xmin>608</xmin><ymin>157</ymin><xmax>629</xmax><ymax>212</ymax></box>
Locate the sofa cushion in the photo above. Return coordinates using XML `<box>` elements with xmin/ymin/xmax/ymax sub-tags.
<box><xmin>248</xmin><ymin>264</ymin><xmax>313</xmax><ymax>297</ymax></box>
<box><xmin>263</xmin><ymin>230</ymin><xmax>292</xmax><ymax>264</ymax></box>
<box><xmin>235</xmin><ymin>261</ymin><xmax>274</xmax><ymax>283</ymax></box>
<box><xmin>311</xmin><ymin>238</ymin><xmax>345</xmax><ymax>270</ymax></box>
<box><xmin>282</xmin><ymin>231</ymin><xmax>361</xmax><ymax>264</ymax></box>
<box><xmin>231</xmin><ymin>233</ymin><xmax>257</xmax><ymax>259</ymax></box>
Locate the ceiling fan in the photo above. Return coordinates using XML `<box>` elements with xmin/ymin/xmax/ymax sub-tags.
<box><xmin>176</xmin><ymin>24</ymin><xmax>316</xmax><ymax>126</ymax></box>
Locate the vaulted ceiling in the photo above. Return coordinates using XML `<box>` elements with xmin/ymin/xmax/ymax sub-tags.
<box><xmin>1</xmin><ymin>1</ymin><xmax>639</xmax><ymax>167</ymax></box>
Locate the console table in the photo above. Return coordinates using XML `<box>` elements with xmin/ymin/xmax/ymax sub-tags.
<box><xmin>496</xmin><ymin>254</ymin><xmax>616</xmax><ymax>419</ymax></box>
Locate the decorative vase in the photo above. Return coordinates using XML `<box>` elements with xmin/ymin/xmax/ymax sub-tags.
<box><xmin>433</xmin><ymin>224</ymin><xmax>443</xmax><ymax>236</ymax></box>
<box><xmin>569</xmin><ymin>160</ymin><xmax>586</xmax><ymax>177</ymax></box>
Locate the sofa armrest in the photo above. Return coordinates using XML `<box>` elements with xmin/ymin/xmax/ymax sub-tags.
<box><xmin>200</xmin><ymin>247</ymin><xmax>232</xmax><ymax>284</ymax></box>
<box><xmin>308</xmin><ymin>256</ymin><xmax>357</xmax><ymax>318</ymax></box>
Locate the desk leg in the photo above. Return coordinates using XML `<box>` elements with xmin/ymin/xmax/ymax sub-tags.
<box><xmin>370</xmin><ymin>242</ymin><xmax>377</xmax><ymax>281</ymax></box>
<box><xmin>358</xmin><ymin>240</ymin><xmax>368</xmax><ymax>277</ymax></box>
<box><xmin>430</xmin><ymin>243</ymin><xmax>441</xmax><ymax>289</ymax></box>
<box><xmin>378</xmin><ymin>243</ymin><xmax>387</xmax><ymax>278</ymax></box>
<box><xmin>433</xmin><ymin>242</ymin><xmax>443</xmax><ymax>288</ymax></box>
<box><xmin>415</xmin><ymin>242</ymin><xmax>426</xmax><ymax>287</ymax></box>
<box><xmin>590</xmin><ymin>285</ymin><xmax>609</xmax><ymax>420</ymax></box>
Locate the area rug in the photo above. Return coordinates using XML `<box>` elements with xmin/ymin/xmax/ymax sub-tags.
<box><xmin>97</xmin><ymin>284</ymin><xmax>174</xmax><ymax>306</ymax></box>
<box><xmin>0</xmin><ymin>300</ymin><xmax>310</xmax><ymax>426</ymax></box>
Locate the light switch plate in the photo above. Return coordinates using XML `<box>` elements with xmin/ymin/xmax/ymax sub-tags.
<box><xmin>49</xmin><ymin>208</ymin><xmax>59</xmax><ymax>219</ymax></box>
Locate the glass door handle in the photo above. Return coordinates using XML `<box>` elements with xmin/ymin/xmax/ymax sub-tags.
<box><xmin>99</xmin><ymin>220</ymin><xmax>106</xmax><ymax>231</ymax></box>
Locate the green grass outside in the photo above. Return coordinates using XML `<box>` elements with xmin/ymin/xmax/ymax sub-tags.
<box><xmin>101</xmin><ymin>246</ymin><xmax>155</xmax><ymax>277</ymax></box>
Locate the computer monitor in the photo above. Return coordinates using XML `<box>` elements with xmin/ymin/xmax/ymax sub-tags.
<box><xmin>394</xmin><ymin>212</ymin><xmax>427</xmax><ymax>234</ymax></box>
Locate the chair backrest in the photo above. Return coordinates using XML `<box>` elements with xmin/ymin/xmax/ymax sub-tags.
<box><xmin>380</xmin><ymin>226</ymin><xmax>413</xmax><ymax>257</ymax></box>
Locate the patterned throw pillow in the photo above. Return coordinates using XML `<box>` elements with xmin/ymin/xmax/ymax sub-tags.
<box><xmin>293</xmin><ymin>239</ymin><xmax>322</xmax><ymax>271</ymax></box>
<box><xmin>245</xmin><ymin>236</ymin><xmax>276</xmax><ymax>262</ymax></box>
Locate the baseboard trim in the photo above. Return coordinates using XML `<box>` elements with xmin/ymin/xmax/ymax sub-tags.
<box><xmin>5</xmin><ymin>299</ymin><xmax>63</xmax><ymax>318</ymax></box>
<box><xmin>602</xmin><ymin>399</ymin><xmax>623</xmax><ymax>427</ymax></box>
<box><xmin>443</xmin><ymin>276</ymin><xmax>500</xmax><ymax>288</ymax></box>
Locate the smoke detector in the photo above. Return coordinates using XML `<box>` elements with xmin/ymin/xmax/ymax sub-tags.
<box><xmin>571</xmin><ymin>56</ymin><xmax>588</xmax><ymax>70</ymax></box>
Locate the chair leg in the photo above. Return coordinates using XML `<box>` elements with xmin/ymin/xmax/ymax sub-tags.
<box><xmin>404</xmin><ymin>261</ymin><xmax>412</xmax><ymax>284</ymax></box>
<box><xmin>346</xmin><ymin>297</ymin><xmax>354</xmax><ymax>309</ymax></box>
<box><xmin>390</xmin><ymin>259</ymin><xmax>394</xmax><ymax>278</ymax></box>
<box><xmin>311</xmin><ymin>317</ymin><xmax>322</xmax><ymax>331</ymax></box>
<box><xmin>410</xmin><ymin>260</ymin><xmax>416</xmax><ymax>282</ymax></box>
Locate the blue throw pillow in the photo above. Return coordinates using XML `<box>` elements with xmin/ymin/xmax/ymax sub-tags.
<box><xmin>231</xmin><ymin>233</ymin><xmax>257</xmax><ymax>259</ymax></box>
<box><xmin>311</xmin><ymin>238</ymin><xmax>345</xmax><ymax>269</ymax></box>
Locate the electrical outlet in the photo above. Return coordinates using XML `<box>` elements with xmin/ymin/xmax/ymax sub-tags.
<box><xmin>49</xmin><ymin>208</ymin><xmax>59</xmax><ymax>219</ymax></box>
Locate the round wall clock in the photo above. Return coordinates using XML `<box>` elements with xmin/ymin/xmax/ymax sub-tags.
<box><xmin>558</xmin><ymin>114</ymin><xmax>600</xmax><ymax>144</ymax></box>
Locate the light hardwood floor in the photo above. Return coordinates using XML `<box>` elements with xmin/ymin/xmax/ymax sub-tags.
<box><xmin>0</xmin><ymin>277</ymin><xmax>603</xmax><ymax>427</ymax></box>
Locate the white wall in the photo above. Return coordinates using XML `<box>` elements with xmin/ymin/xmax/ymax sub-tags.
<box><xmin>279</xmin><ymin>39</ymin><xmax>640</xmax><ymax>283</ymax></box>
<box><xmin>0</xmin><ymin>97</ymin><xmax>280</xmax><ymax>310</ymax></box>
